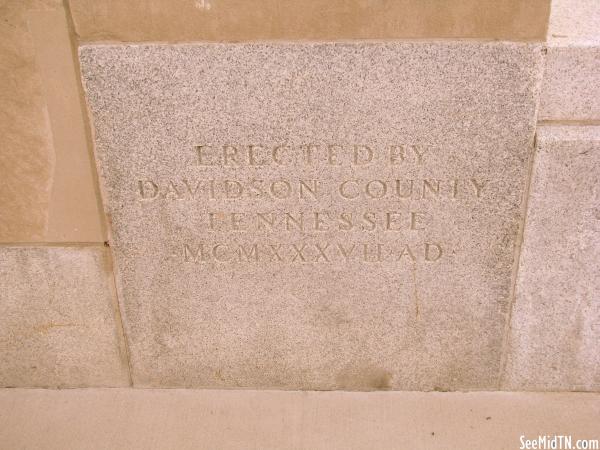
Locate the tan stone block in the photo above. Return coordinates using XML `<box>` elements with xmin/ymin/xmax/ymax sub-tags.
<box><xmin>0</xmin><ymin>389</ymin><xmax>599</xmax><ymax>450</ymax></box>
<box><xmin>80</xmin><ymin>42</ymin><xmax>543</xmax><ymax>389</ymax></box>
<box><xmin>0</xmin><ymin>246</ymin><xmax>130</xmax><ymax>387</ymax></box>
<box><xmin>68</xmin><ymin>0</ymin><xmax>550</xmax><ymax>42</ymax></box>
<box><xmin>27</xmin><ymin>10</ymin><xmax>106</xmax><ymax>241</ymax></box>
<box><xmin>0</xmin><ymin>3</ymin><xmax>105</xmax><ymax>242</ymax></box>
<box><xmin>0</xmin><ymin>1</ymin><xmax>60</xmax><ymax>241</ymax></box>
<box><xmin>504</xmin><ymin>126</ymin><xmax>600</xmax><ymax>391</ymax></box>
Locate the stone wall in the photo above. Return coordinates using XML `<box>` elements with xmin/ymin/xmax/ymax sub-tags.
<box><xmin>1</xmin><ymin>0</ymin><xmax>597</xmax><ymax>391</ymax></box>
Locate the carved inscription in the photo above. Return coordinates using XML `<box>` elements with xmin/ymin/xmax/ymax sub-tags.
<box><xmin>183</xmin><ymin>242</ymin><xmax>443</xmax><ymax>264</ymax></box>
<box><xmin>134</xmin><ymin>143</ymin><xmax>492</xmax><ymax>265</ymax></box>
<box><xmin>195</xmin><ymin>144</ymin><xmax>430</xmax><ymax>166</ymax></box>
<box><xmin>137</xmin><ymin>178</ymin><xmax>487</xmax><ymax>201</ymax></box>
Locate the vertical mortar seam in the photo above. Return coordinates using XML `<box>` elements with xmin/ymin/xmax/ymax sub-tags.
<box><xmin>497</xmin><ymin>46</ymin><xmax>547</xmax><ymax>389</ymax></box>
<box><xmin>497</xmin><ymin>129</ymin><xmax>540</xmax><ymax>390</ymax></box>
<box><xmin>62</xmin><ymin>0</ymin><xmax>134</xmax><ymax>386</ymax></box>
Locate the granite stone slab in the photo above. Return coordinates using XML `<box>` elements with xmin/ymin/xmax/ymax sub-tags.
<box><xmin>548</xmin><ymin>0</ymin><xmax>600</xmax><ymax>42</ymax></box>
<box><xmin>539</xmin><ymin>43</ymin><xmax>600</xmax><ymax>121</ymax></box>
<box><xmin>80</xmin><ymin>42</ymin><xmax>543</xmax><ymax>389</ymax></box>
<box><xmin>0</xmin><ymin>246</ymin><xmax>130</xmax><ymax>387</ymax></box>
<box><xmin>504</xmin><ymin>126</ymin><xmax>600</xmax><ymax>391</ymax></box>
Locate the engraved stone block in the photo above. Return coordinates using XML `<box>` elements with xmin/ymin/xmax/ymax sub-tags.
<box><xmin>0</xmin><ymin>247</ymin><xmax>130</xmax><ymax>387</ymax></box>
<box><xmin>504</xmin><ymin>126</ymin><xmax>600</xmax><ymax>391</ymax></box>
<box><xmin>80</xmin><ymin>43</ymin><xmax>543</xmax><ymax>389</ymax></box>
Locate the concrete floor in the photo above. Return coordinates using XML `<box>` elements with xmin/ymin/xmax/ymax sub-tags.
<box><xmin>0</xmin><ymin>389</ymin><xmax>598</xmax><ymax>449</ymax></box>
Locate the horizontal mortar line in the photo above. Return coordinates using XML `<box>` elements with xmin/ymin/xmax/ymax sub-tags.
<box><xmin>2</xmin><ymin>386</ymin><xmax>600</xmax><ymax>393</ymax></box>
<box><xmin>538</xmin><ymin>120</ymin><xmax>600</xmax><ymax>126</ymax></box>
<box><xmin>0</xmin><ymin>241</ymin><xmax>106</xmax><ymax>247</ymax></box>
<box><xmin>76</xmin><ymin>37</ymin><xmax>547</xmax><ymax>46</ymax></box>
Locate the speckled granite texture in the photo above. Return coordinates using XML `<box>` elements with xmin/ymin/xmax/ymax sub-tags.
<box><xmin>80</xmin><ymin>43</ymin><xmax>543</xmax><ymax>389</ymax></box>
<box><xmin>504</xmin><ymin>126</ymin><xmax>600</xmax><ymax>391</ymax></box>
<box><xmin>0</xmin><ymin>247</ymin><xmax>130</xmax><ymax>387</ymax></box>
<box><xmin>539</xmin><ymin>43</ymin><xmax>600</xmax><ymax>121</ymax></box>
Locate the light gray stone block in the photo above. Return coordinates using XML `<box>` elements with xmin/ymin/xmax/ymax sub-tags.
<box><xmin>539</xmin><ymin>43</ymin><xmax>600</xmax><ymax>121</ymax></box>
<box><xmin>80</xmin><ymin>42</ymin><xmax>543</xmax><ymax>389</ymax></box>
<box><xmin>0</xmin><ymin>246</ymin><xmax>130</xmax><ymax>387</ymax></box>
<box><xmin>504</xmin><ymin>125</ymin><xmax>600</xmax><ymax>391</ymax></box>
<box><xmin>548</xmin><ymin>0</ymin><xmax>600</xmax><ymax>42</ymax></box>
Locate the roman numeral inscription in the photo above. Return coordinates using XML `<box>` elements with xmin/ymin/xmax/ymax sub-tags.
<box><xmin>133</xmin><ymin>143</ymin><xmax>491</xmax><ymax>265</ymax></box>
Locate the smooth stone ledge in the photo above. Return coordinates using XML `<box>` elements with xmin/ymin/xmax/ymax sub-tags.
<box><xmin>68</xmin><ymin>0</ymin><xmax>551</xmax><ymax>41</ymax></box>
<box><xmin>0</xmin><ymin>389</ymin><xmax>599</xmax><ymax>450</ymax></box>
<box><xmin>504</xmin><ymin>125</ymin><xmax>600</xmax><ymax>391</ymax></box>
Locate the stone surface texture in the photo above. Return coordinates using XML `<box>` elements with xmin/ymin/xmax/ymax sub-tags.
<box><xmin>27</xmin><ymin>9</ymin><xmax>106</xmax><ymax>242</ymax></box>
<box><xmin>0</xmin><ymin>246</ymin><xmax>130</xmax><ymax>387</ymax></box>
<box><xmin>0</xmin><ymin>0</ymin><xmax>58</xmax><ymax>241</ymax></box>
<box><xmin>504</xmin><ymin>126</ymin><xmax>600</xmax><ymax>391</ymax></box>
<box><xmin>80</xmin><ymin>42</ymin><xmax>543</xmax><ymax>390</ymax></box>
<box><xmin>538</xmin><ymin>43</ymin><xmax>600</xmax><ymax>121</ymax></box>
<box><xmin>548</xmin><ymin>0</ymin><xmax>600</xmax><ymax>41</ymax></box>
<box><xmin>0</xmin><ymin>2</ymin><xmax>106</xmax><ymax>242</ymax></box>
<box><xmin>1</xmin><ymin>389</ymin><xmax>599</xmax><ymax>450</ymax></box>
<box><xmin>69</xmin><ymin>0</ymin><xmax>550</xmax><ymax>41</ymax></box>
<box><xmin>539</xmin><ymin>0</ymin><xmax>600</xmax><ymax>121</ymax></box>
